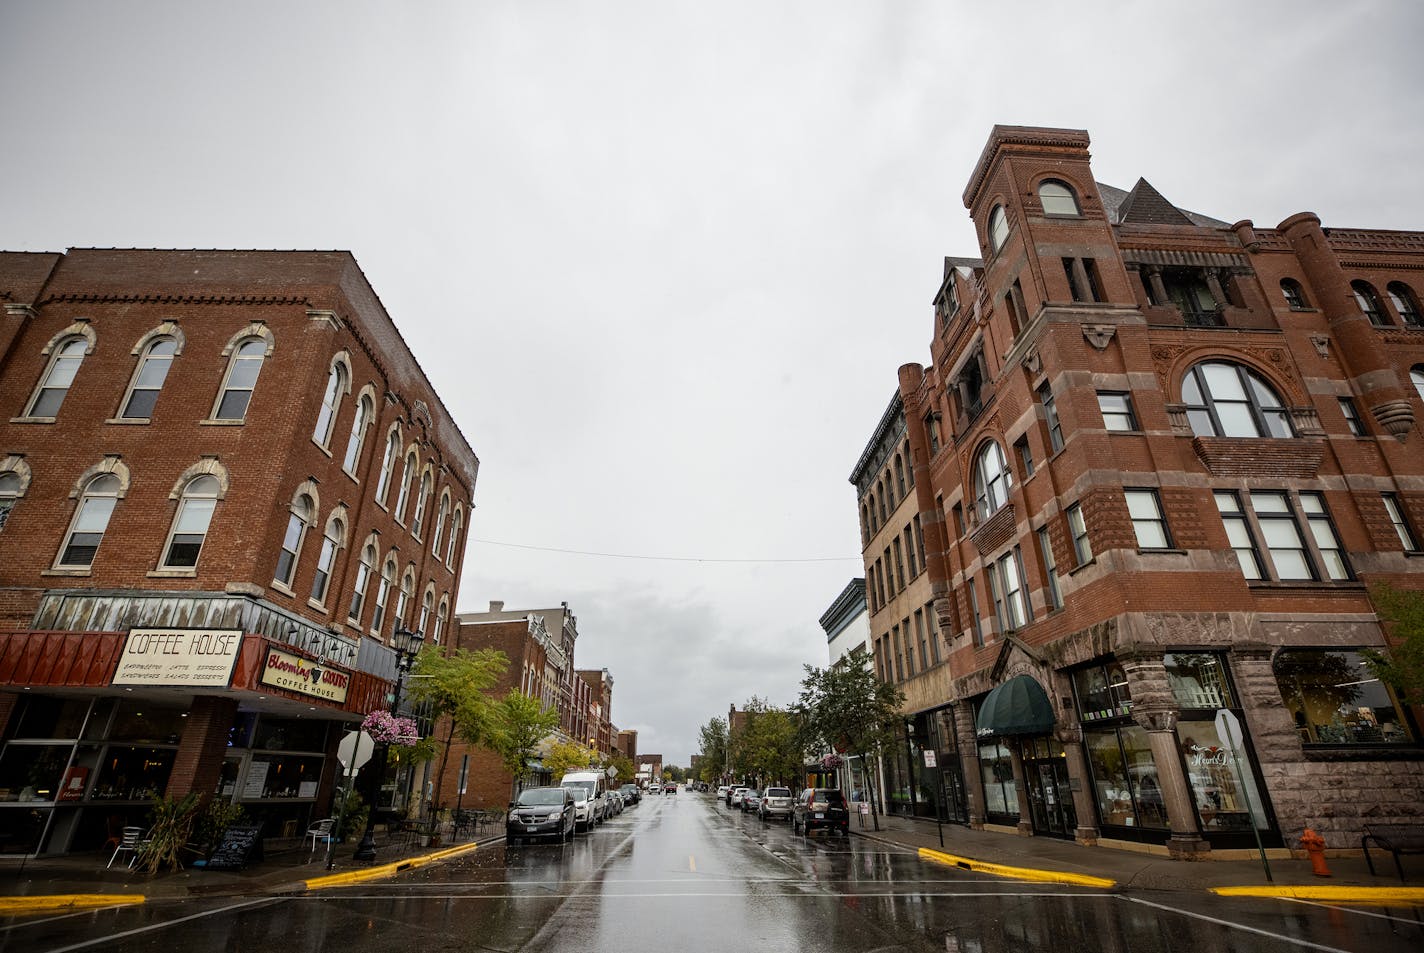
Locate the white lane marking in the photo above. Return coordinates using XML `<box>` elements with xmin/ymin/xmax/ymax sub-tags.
<box><xmin>1282</xmin><ymin>897</ymin><xmax>1424</xmax><ymax>925</ymax></box>
<box><xmin>36</xmin><ymin>897</ymin><xmax>278</xmax><ymax>953</ymax></box>
<box><xmin>296</xmin><ymin>890</ymin><xmax>1106</xmax><ymax>901</ymax></box>
<box><xmin>1121</xmin><ymin>896</ymin><xmax>1356</xmax><ymax>953</ymax></box>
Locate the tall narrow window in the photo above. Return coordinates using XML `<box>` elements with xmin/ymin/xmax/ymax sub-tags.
<box><xmin>1387</xmin><ymin>282</ymin><xmax>1422</xmax><ymax>327</ymax></box>
<box><xmin>1280</xmin><ymin>279</ymin><xmax>1308</xmax><ymax>310</ymax></box>
<box><xmin>1014</xmin><ymin>436</ymin><xmax>1034</xmax><ymax>478</ymax></box>
<box><xmin>1382</xmin><ymin>493</ymin><xmax>1418</xmax><ymax>551</ymax></box>
<box><xmin>967</xmin><ymin>577</ymin><xmax>983</xmax><ymax>646</ymax></box>
<box><xmin>1038</xmin><ymin>526</ymin><xmax>1062</xmax><ymax>610</ymax></box>
<box><xmin>393</xmin><ymin>568</ymin><xmax>415</xmax><ymax>631</ymax></box>
<box><xmin>1300</xmin><ymin>493</ymin><xmax>1349</xmax><ymax>580</ymax></box>
<box><xmin>375</xmin><ymin>428</ymin><xmax>400</xmax><ymax>504</ymax></box>
<box><xmin>1251</xmin><ymin>491</ymin><xmax>1314</xmax><ymax>580</ymax></box>
<box><xmin>161</xmin><ymin>475</ymin><xmax>220</xmax><ymax>568</ymax></box>
<box><xmin>310</xmin><ymin>519</ymin><xmax>344</xmax><ymax>604</ymax></box>
<box><xmin>924</xmin><ymin>412</ymin><xmax>942</xmax><ymax>455</ymax></box>
<box><xmin>1067</xmin><ymin>503</ymin><xmax>1092</xmax><ymax>566</ymax></box>
<box><xmin>973</xmin><ymin>441</ymin><xmax>1013</xmax><ymax>522</ymax></box>
<box><xmin>1039</xmin><ymin>384</ymin><xmax>1064</xmax><ymax>451</ymax></box>
<box><xmin>349</xmin><ymin>542</ymin><xmax>377</xmax><ymax>623</ymax></box>
<box><xmin>988</xmin><ymin>205</ymin><xmax>1009</xmax><ymax>253</ymax></box>
<box><xmin>274</xmin><ymin>494</ymin><xmax>313</xmax><ymax>588</ymax></box>
<box><xmin>312</xmin><ymin>363</ymin><xmax>347</xmax><ymax>447</ymax></box>
<box><xmin>120</xmin><ymin>338</ymin><xmax>177</xmax><ymax>419</ymax></box>
<box><xmin>394</xmin><ymin>452</ymin><xmax>418</xmax><ymax>523</ymax></box>
<box><xmin>27</xmin><ymin>338</ymin><xmax>88</xmax><ymax>418</ymax></box>
<box><xmin>1214</xmin><ymin>491</ymin><xmax>1263</xmax><ymax>579</ymax></box>
<box><xmin>434</xmin><ymin>597</ymin><xmax>449</xmax><ymax>644</ymax></box>
<box><xmin>215</xmin><ymin>339</ymin><xmax>267</xmax><ymax>421</ymax></box>
<box><xmin>411</xmin><ymin>471</ymin><xmax>432</xmax><ymax>538</ymax></box>
<box><xmin>1125</xmin><ymin>489</ymin><xmax>1172</xmax><ymax>549</ymax></box>
<box><xmin>371</xmin><ymin>558</ymin><xmax>396</xmax><ymax>635</ymax></box>
<box><xmin>0</xmin><ymin>472</ymin><xmax>21</xmax><ymax>532</ymax></box>
<box><xmin>903</xmin><ymin>526</ymin><xmax>917</xmax><ymax>578</ymax></box>
<box><xmin>1352</xmin><ymin>281</ymin><xmax>1388</xmax><ymax>327</ymax></box>
<box><xmin>1338</xmin><ymin>397</ymin><xmax>1365</xmax><ymax>436</ymax></box>
<box><xmin>58</xmin><ymin>474</ymin><xmax>121</xmax><ymax>568</ymax></box>
<box><xmin>430</xmin><ymin>493</ymin><xmax>451</xmax><ymax>553</ymax></box>
<box><xmin>342</xmin><ymin>394</ymin><xmax>374</xmax><ymax>473</ymax></box>
<box><xmin>418</xmin><ymin>587</ymin><xmax>435</xmax><ymax>636</ymax></box>
<box><xmin>446</xmin><ymin>508</ymin><xmax>463</xmax><ymax>565</ymax></box>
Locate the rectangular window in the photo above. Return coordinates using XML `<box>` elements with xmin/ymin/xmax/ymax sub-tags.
<box><xmin>1067</xmin><ymin>503</ymin><xmax>1092</xmax><ymax>566</ymax></box>
<box><xmin>1039</xmin><ymin>384</ymin><xmax>1063</xmax><ymax>451</ymax></box>
<box><xmin>892</xmin><ymin>625</ymin><xmax>905</xmax><ymax>681</ymax></box>
<box><xmin>1382</xmin><ymin>492</ymin><xmax>1419</xmax><ymax>551</ymax></box>
<box><xmin>1164</xmin><ymin>653</ymin><xmax>1234</xmax><ymax>709</ymax></box>
<box><xmin>1125</xmin><ymin>488</ymin><xmax>1172</xmax><ymax>549</ymax></box>
<box><xmin>875</xmin><ymin>559</ymin><xmax>887</xmax><ymax>607</ymax></box>
<box><xmin>967</xmin><ymin>577</ymin><xmax>983</xmax><ymax>646</ymax></box>
<box><xmin>1038</xmin><ymin>526</ymin><xmax>1062</xmax><ymax>610</ymax></box>
<box><xmin>1014</xmin><ymin>436</ymin><xmax>1034</xmax><ymax>477</ymax></box>
<box><xmin>951</xmin><ymin>502</ymin><xmax>965</xmax><ymax>537</ymax></box>
<box><xmin>1250</xmin><ymin>490</ymin><xmax>1314</xmax><ymax>580</ymax></box>
<box><xmin>907</xmin><ymin>615</ymin><xmax>921</xmax><ymax>671</ymax></box>
<box><xmin>892</xmin><ymin>538</ymin><xmax>906</xmax><ymax>590</ymax></box>
<box><xmin>924</xmin><ymin>411</ymin><xmax>942</xmax><ymax>455</ymax></box>
<box><xmin>1215</xmin><ymin>490</ymin><xmax>1352</xmax><ymax>581</ymax></box>
<box><xmin>926</xmin><ymin>600</ymin><xmax>941</xmax><ymax>664</ymax></box>
<box><xmin>1338</xmin><ymin>397</ymin><xmax>1365</xmax><ymax>436</ymax></box>
<box><xmin>993</xmin><ymin>549</ymin><xmax>1029</xmax><ymax>631</ymax></box>
<box><xmin>1083</xmin><ymin>258</ymin><xmax>1105</xmax><ymax>302</ymax></box>
<box><xmin>1063</xmin><ymin>257</ymin><xmax>1087</xmax><ymax>302</ymax></box>
<box><xmin>903</xmin><ymin>526</ymin><xmax>917</xmax><ymax>578</ymax></box>
<box><xmin>1300</xmin><ymin>492</ymin><xmax>1350</xmax><ymax>580</ymax></box>
<box><xmin>1097</xmin><ymin>392</ymin><xmax>1139</xmax><ymax>432</ymax></box>
<box><xmin>1275</xmin><ymin>649</ymin><xmax>1415</xmax><ymax>745</ymax></box>
<box><xmin>913</xmin><ymin>515</ymin><xmax>927</xmax><ymax>570</ymax></box>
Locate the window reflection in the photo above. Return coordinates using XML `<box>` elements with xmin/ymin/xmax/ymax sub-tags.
<box><xmin>1164</xmin><ymin>653</ymin><xmax>1234</xmax><ymax>709</ymax></box>
<box><xmin>1274</xmin><ymin>649</ymin><xmax>1414</xmax><ymax>745</ymax></box>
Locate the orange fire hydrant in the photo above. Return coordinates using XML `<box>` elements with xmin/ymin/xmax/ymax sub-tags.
<box><xmin>1300</xmin><ymin>828</ymin><xmax>1331</xmax><ymax>877</ymax></box>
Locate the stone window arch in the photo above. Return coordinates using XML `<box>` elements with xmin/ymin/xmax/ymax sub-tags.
<box><xmin>973</xmin><ymin>440</ymin><xmax>1013</xmax><ymax>523</ymax></box>
<box><xmin>1180</xmin><ymin>360</ymin><xmax>1293</xmax><ymax>438</ymax></box>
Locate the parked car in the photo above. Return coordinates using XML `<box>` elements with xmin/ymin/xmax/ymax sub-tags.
<box><xmin>505</xmin><ymin>786</ymin><xmax>576</xmax><ymax>844</ymax></box>
<box><xmin>664</xmin><ymin>782</ymin><xmax>677</xmax><ymax>794</ymax></box>
<box><xmin>619</xmin><ymin>783</ymin><xmax>641</xmax><ymax>805</ymax></box>
<box><xmin>759</xmin><ymin>786</ymin><xmax>794</xmax><ymax>821</ymax></box>
<box><xmin>560</xmin><ymin>771</ymin><xmax>608</xmax><ymax>828</ymax></box>
<box><xmin>741</xmin><ymin>789</ymin><xmax>762</xmax><ymax>813</ymax></box>
<box><xmin>792</xmin><ymin>788</ymin><xmax>850</xmax><ymax>835</ymax></box>
<box><xmin>607</xmin><ymin>789</ymin><xmax>624</xmax><ymax>815</ymax></box>
<box><xmin>728</xmin><ymin>786</ymin><xmax>749</xmax><ymax>808</ymax></box>
<box><xmin>716</xmin><ymin>785</ymin><xmax>730</xmax><ymax>800</ymax></box>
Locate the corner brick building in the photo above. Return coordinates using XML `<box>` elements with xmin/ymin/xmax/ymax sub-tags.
<box><xmin>0</xmin><ymin>249</ymin><xmax>477</xmax><ymax>855</ymax></box>
<box><xmin>864</xmin><ymin>127</ymin><xmax>1424</xmax><ymax>859</ymax></box>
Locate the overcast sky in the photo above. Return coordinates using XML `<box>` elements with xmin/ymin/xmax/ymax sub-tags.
<box><xmin>3</xmin><ymin>1</ymin><xmax>1422</xmax><ymax>764</ymax></box>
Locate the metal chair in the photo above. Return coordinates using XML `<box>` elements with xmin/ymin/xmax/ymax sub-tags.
<box><xmin>108</xmin><ymin>827</ymin><xmax>144</xmax><ymax>869</ymax></box>
<box><xmin>305</xmin><ymin>818</ymin><xmax>335</xmax><ymax>861</ymax></box>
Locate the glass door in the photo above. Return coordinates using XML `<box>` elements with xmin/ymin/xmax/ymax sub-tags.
<box><xmin>1019</xmin><ymin>738</ymin><xmax>1076</xmax><ymax>838</ymax></box>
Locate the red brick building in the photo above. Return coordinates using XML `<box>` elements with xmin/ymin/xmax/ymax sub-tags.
<box><xmin>868</xmin><ymin>127</ymin><xmax>1424</xmax><ymax>858</ymax></box>
<box><xmin>0</xmin><ymin>249</ymin><xmax>477</xmax><ymax>854</ymax></box>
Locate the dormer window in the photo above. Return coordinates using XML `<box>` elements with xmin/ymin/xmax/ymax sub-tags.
<box><xmin>1038</xmin><ymin>180</ymin><xmax>1080</xmax><ymax>216</ymax></box>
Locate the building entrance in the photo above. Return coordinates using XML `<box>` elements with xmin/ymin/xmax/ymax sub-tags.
<box><xmin>1018</xmin><ymin>738</ymin><xmax>1075</xmax><ymax>839</ymax></box>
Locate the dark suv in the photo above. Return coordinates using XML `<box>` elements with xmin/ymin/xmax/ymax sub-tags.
<box><xmin>792</xmin><ymin>788</ymin><xmax>849</xmax><ymax>835</ymax></box>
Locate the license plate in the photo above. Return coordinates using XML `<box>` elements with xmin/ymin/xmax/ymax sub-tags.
<box><xmin>815</xmin><ymin>812</ymin><xmax>824</xmax><ymax>819</ymax></box>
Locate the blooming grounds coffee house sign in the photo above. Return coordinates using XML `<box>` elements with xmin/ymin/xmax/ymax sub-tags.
<box><xmin>260</xmin><ymin>646</ymin><xmax>350</xmax><ymax>704</ymax></box>
<box><xmin>113</xmin><ymin>628</ymin><xmax>243</xmax><ymax>687</ymax></box>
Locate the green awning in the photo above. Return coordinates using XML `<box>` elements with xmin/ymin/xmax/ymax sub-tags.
<box><xmin>975</xmin><ymin>675</ymin><xmax>1055</xmax><ymax>738</ymax></box>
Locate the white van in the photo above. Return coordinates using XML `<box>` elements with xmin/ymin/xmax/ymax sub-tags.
<box><xmin>560</xmin><ymin>771</ymin><xmax>607</xmax><ymax>831</ymax></box>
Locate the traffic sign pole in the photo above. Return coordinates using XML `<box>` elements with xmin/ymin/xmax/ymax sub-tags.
<box><xmin>1215</xmin><ymin>709</ymin><xmax>1272</xmax><ymax>882</ymax></box>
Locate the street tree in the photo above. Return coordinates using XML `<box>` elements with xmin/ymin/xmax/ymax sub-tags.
<box><xmin>544</xmin><ymin>740</ymin><xmax>599</xmax><ymax>779</ymax></box>
<box><xmin>697</xmin><ymin>716</ymin><xmax>728</xmax><ymax>783</ymax></box>
<box><xmin>793</xmin><ymin>650</ymin><xmax>905</xmax><ymax>831</ymax></box>
<box><xmin>608</xmin><ymin>753</ymin><xmax>637</xmax><ymax>787</ymax></box>
<box><xmin>729</xmin><ymin>699</ymin><xmax>801</xmax><ymax>787</ymax></box>
<box><xmin>405</xmin><ymin>645</ymin><xmax>508</xmax><ymax>814</ymax></box>
<box><xmin>1364</xmin><ymin>581</ymin><xmax>1424</xmax><ymax>702</ymax></box>
<box><xmin>486</xmin><ymin>689</ymin><xmax>560</xmax><ymax>796</ymax></box>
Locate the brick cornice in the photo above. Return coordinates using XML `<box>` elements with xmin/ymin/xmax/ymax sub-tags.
<box><xmin>40</xmin><ymin>292</ymin><xmax>314</xmax><ymax>306</ymax></box>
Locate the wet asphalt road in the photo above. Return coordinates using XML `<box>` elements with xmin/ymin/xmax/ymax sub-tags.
<box><xmin>7</xmin><ymin>793</ymin><xmax>1424</xmax><ymax>953</ymax></box>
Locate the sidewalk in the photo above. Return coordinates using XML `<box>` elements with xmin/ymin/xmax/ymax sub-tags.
<box><xmin>851</xmin><ymin>811</ymin><xmax>1424</xmax><ymax>899</ymax></box>
<box><xmin>0</xmin><ymin>830</ymin><xmax>501</xmax><ymax>911</ymax></box>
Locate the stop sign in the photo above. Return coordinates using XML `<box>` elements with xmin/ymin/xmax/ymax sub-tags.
<box><xmin>337</xmin><ymin>730</ymin><xmax>375</xmax><ymax>773</ymax></box>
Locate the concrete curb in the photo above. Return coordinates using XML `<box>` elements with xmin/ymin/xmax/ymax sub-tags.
<box><xmin>918</xmin><ymin>847</ymin><xmax>1117</xmax><ymax>888</ymax></box>
<box><xmin>1211</xmin><ymin>884</ymin><xmax>1424</xmax><ymax>904</ymax></box>
<box><xmin>302</xmin><ymin>841</ymin><xmax>480</xmax><ymax>890</ymax></box>
<box><xmin>0</xmin><ymin>894</ymin><xmax>146</xmax><ymax>914</ymax></box>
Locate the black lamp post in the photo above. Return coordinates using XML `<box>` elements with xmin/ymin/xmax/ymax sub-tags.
<box><xmin>354</xmin><ymin>624</ymin><xmax>424</xmax><ymax>862</ymax></box>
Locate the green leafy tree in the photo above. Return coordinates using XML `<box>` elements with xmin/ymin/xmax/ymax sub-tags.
<box><xmin>793</xmin><ymin>651</ymin><xmax>905</xmax><ymax>831</ymax></box>
<box><xmin>405</xmin><ymin>645</ymin><xmax>508</xmax><ymax>813</ymax></box>
<box><xmin>1365</xmin><ymin>581</ymin><xmax>1424</xmax><ymax>702</ymax></box>
<box><xmin>697</xmin><ymin>717</ymin><xmax>728</xmax><ymax>783</ymax></box>
<box><xmin>609</xmin><ymin>753</ymin><xmax>637</xmax><ymax>787</ymax></box>
<box><xmin>729</xmin><ymin>699</ymin><xmax>801</xmax><ymax>787</ymax></box>
<box><xmin>544</xmin><ymin>740</ymin><xmax>599</xmax><ymax>779</ymax></box>
<box><xmin>487</xmin><ymin>689</ymin><xmax>560</xmax><ymax>795</ymax></box>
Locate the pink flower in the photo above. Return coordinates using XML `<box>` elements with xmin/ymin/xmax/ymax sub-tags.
<box><xmin>361</xmin><ymin>709</ymin><xmax>420</xmax><ymax>745</ymax></box>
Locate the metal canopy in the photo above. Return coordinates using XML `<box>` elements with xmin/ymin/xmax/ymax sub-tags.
<box><xmin>975</xmin><ymin>674</ymin><xmax>1055</xmax><ymax>738</ymax></box>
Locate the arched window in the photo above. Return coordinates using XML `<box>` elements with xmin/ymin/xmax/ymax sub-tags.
<box><xmin>1388</xmin><ymin>282</ymin><xmax>1422</xmax><ymax>328</ymax></box>
<box><xmin>120</xmin><ymin>337</ymin><xmax>177</xmax><ymax>419</ymax></box>
<box><xmin>430</xmin><ymin>491</ymin><xmax>451</xmax><ymax>553</ymax></box>
<box><xmin>973</xmin><ymin>441</ymin><xmax>1013</xmax><ymax>522</ymax></box>
<box><xmin>310</xmin><ymin>515</ymin><xmax>345</xmax><ymax>604</ymax></box>
<box><xmin>27</xmin><ymin>338</ymin><xmax>88</xmax><ymax>418</ymax></box>
<box><xmin>434</xmin><ymin>595</ymin><xmax>449</xmax><ymax>644</ymax></box>
<box><xmin>312</xmin><ymin>360</ymin><xmax>348</xmax><ymax>447</ymax></box>
<box><xmin>418</xmin><ymin>585</ymin><xmax>435</xmax><ymax>636</ymax></box>
<box><xmin>1038</xmin><ymin>180</ymin><xmax>1080</xmax><ymax>216</ymax></box>
<box><xmin>867</xmin><ymin>492</ymin><xmax>878</xmax><ymax>531</ymax></box>
<box><xmin>0</xmin><ymin>460</ymin><xmax>29</xmax><ymax>533</ymax></box>
<box><xmin>371</xmin><ymin>556</ymin><xmax>397</xmax><ymax>635</ymax></box>
<box><xmin>393</xmin><ymin>566</ymin><xmax>415</xmax><ymax>631</ymax></box>
<box><xmin>274</xmin><ymin>493</ymin><xmax>314</xmax><ymax>587</ymax></box>
<box><xmin>215</xmin><ymin>338</ymin><xmax>268</xmax><ymax>420</ymax></box>
<box><xmin>894</xmin><ymin>455</ymin><xmax>906</xmax><ymax>497</ymax></box>
<box><xmin>160</xmin><ymin>474</ymin><xmax>220</xmax><ymax>568</ymax></box>
<box><xmin>1280</xmin><ymin>278</ymin><xmax>1308</xmax><ymax>310</ymax></box>
<box><xmin>348</xmin><ymin>538</ymin><xmax>377</xmax><ymax>624</ymax></box>
<box><xmin>342</xmin><ymin>393</ymin><xmax>374</xmax><ymax>473</ymax></box>
<box><xmin>394</xmin><ymin>450</ymin><xmax>418</xmax><ymax>523</ymax></box>
<box><xmin>1181</xmin><ymin>361</ymin><xmax>1294</xmax><ymax>438</ymax></box>
<box><xmin>58</xmin><ymin>474</ymin><xmax>121</xmax><ymax>568</ymax></box>
<box><xmin>375</xmin><ymin>426</ymin><xmax>401</xmax><ymax>505</ymax></box>
<box><xmin>1411</xmin><ymin>366</ymin><xmax>1424</xmax><ymax>405</ymax></box>
<box><xmin>411</xmin><ymin>469</ymin><xmax>433</xmax><ymax>538</ymax></box>
<box><xmin>988</xmin><ymin>205</ymin><xmax>1009</xmax><ymax>253</ymax></box>
<box><xmin>445</xmin><ymin>507</ymin><xmax>464</xmax><ymax>565</ymax></box>
<box><xmin>1352</xmin><ymin>280</ymin><xmax>1389</xmax><ymax>327</ymax></box>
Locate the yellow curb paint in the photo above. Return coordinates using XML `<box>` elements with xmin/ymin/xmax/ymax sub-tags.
<box><xmin>0</xmin><ymin>894</ymin><xmax>145</xmax><ymax>914</ymax></box>
<box><xmin>918</xmin><ymin>847</ymin><xmax>1116</xmax><ymax>889</ymax></box>
<box><xmin>689</xmin><ymin>855</ymin><xmax>696</xmax><ymax>873</ymax></box>
<box><xmin>304</xmin><ymin>842</ymin><xmax>480</xmax><ymax>890</ymax></box>
<box><xmin>1212</xmin><ymin>884</ymin><xmax>1424</xmax><ymax>904</ymax></box>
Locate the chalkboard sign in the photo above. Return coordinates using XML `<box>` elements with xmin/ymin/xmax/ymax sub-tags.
<box><xmin>205</xmin><ymin>824</ymin><xmax>264</xmax><ymax>870</ymax></box>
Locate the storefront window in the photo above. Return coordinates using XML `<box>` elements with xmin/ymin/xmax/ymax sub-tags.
<box><xmin>978</xmin><ymin>741</ymin><xmax>1018</xmax><ymax>817</ymax></box>
<box><xmin>1083</xmin><ymin>727</ymin><xmax>1168</xmax><ymax>831</ymax></box>
<box><xmin>108</xmin><ymin>702</ymin><xmax>186</xmax><ymax>744</ymax></box>
<box><xmin>1165</xmin><ymin>653</ymin><xmax>1234</xmax><ymax>709</ymax></box>
<box><xmin>11</xmin><ymin>697</ymin><xmax>90</xmax><ymax>739</ymax></box>
<box><xmin>241</xmin><ymin>755</ymin><xmax>324</xmax><ymax>800</ymax></box>
<box><xmin>1072</xmin><ymin>660</ymin><xmax>1131</xmax><ymax>723</ymax></box>
<box><xmin>91</xmin><ymin>746</ymin><xmax>176</xmax><ymax>801</ymax></box>
<box><xmin>253</xmin><ymin>717</ymin><xmax>328</xmax><ymax>753</ymax></box>
<box><xmin>1273</xmin><ymin>649</ymin><xmax>1415</xmax><ymax>745</ymax></box>
<box><xmin>1178</xmin><ymin>722</ymin><xmax>1269</xmax><ymax>834</ymax></box>
<box><xmin>0</xmin><ymin>744</ymin><xmax>70</xmax><ymax>802</ymax></box>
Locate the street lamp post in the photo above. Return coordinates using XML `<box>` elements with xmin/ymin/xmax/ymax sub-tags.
<box><xmin>354</xmin><ymin>624</ymin><xmax>424</xmax><ymax>862</ymax></box>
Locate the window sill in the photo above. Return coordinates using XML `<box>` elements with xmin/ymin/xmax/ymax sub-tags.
<box><xmin>146</xmin><ymin>568</ymin><xmax>197</xmax><ymax>578</ymax></box>
<box><xmin>270</xmin><ymin>581</ymin><xmax>296</xmax><ymax>599</ymax></box>
<box><xmin>1106</xmin><ymin>429</ymin><xmax>1144</xmax><ymax>436</ymax></box>
<box><xmin>342</xmin><ymin>467</ymin><xmax>360</xmax><ymax>484</ymax></box>
<box><xmin>1405</xmin><ymin>550</ymin><xmax>1424</xmax><ymax>558</ymax></box>
<box><xmin>1135</xmin><ymin>548</ymin><xmax>1187</xmax><ymax>556</ymax></box>
<box><xmin>10</xmin><ymin>416</ymin><xmax>56</xmax><ymax>425</ymax></box>
<box><xmin>199</xmin><ymin>418</ymin><xmax>246</xmax><ymax>426</ymax></box>
<box><xmin>42</xmin><ymin>567</ymin><xmax>91</xmax><ymax>577</ymax></box>
<box><xmin>310</xmin><ymin>441</ymin><xmax>333</xmax><ymax>459</ymax></box>
<box><xmin>105</xmin><ymin>417</ymin><xmax>152</xmax><ymax>425</ymax></box>
<box><xmin>306</xmin><ymin>597</ymin><xmax>329</xmax><ymax>612</ymax></box>
<box><xmin>1244</xmin><ymin>579</ymin><xmax>1366</xmax><ymax>590</ymax></box>
<box><xmin>1067</xmin><ymin>558</ymin><xmax>1097</xmax><ymax>576</ymax></box>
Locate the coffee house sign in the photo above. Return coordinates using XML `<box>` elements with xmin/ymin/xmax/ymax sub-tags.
<box><xmin>113</xmin><ymin>628</ymin><xmax>243</xmax><ymax>687</ymax></box>
<box><xmin>260</xmin><ymin>646</ymin><xmax>350</xmax><ymax>703</ymax></box>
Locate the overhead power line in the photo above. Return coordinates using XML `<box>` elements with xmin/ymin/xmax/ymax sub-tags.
<box><xmin>470</xmin><ymin>538</ymin><xmax>860</xmax><ymax>564</ymax></box>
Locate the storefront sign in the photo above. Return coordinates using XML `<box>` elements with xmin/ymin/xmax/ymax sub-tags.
<box><xmin>259</xmin><ymin>646</ymin><xmax>350</xmax><ymax>703</ymax></box>
<box><xmin>113</xmin><ymin>628</ymin><xmax>242</xmax><ymax>687</ymax></box>
<box><xmin>922</xmin><ymin>750</ymin><xmax>937</xmax><ymax>768</ymax></box>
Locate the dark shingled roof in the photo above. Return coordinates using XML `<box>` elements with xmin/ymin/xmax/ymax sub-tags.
<box><xmin>1098</xmin><ymin>180</ymin><xmax>1229</xmax><ymax>228</ymax></box>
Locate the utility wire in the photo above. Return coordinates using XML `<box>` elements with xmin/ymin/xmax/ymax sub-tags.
<box><xmin>471</xmin><ymin>538</ymin><xmax>860</xmax><ymax>564</ymax></box>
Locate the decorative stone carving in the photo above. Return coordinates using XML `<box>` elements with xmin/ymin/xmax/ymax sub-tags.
<box><xmin>1370</xmin><ymin>398</ymin><xmax>1414</xmax><ymax>441</ymax></box>
<box><xmin>1021</xmin><ymin>345</ymin><xmax>1041</xmax><ymax>375</ymax></box>
<box><xmin>1082</xmin><ymin>324</ymin><xmax>1117</xmax><ymax>350</ymax></box>
<box><xmin>1310</xmin><ymin>334</ymin><xmax>1331</xmax><ymax>358</ymax></box>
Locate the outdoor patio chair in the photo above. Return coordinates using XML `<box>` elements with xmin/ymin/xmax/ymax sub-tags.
<box><xmin>305</xmin><ymin>818</ymin><xmax>336</xmax><ymax>861</ymax></box>
<box><xmin>108</xmin><ymin>826</ymin><xmax>143</xmax><ymax>869</ymax></box>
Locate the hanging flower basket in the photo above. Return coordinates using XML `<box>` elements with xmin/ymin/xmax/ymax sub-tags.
<box><xmin>820</xmin><ymin>753</ymin><xmax>844</xmax><ymax>770</ymax></box>
<box><xmin>362</xmin><ymin>709</ymin><xmax>420</xmax><ymax>745</ymax></box>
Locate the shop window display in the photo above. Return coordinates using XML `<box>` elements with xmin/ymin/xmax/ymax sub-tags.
<box><xmin>1083</xmin><ymin>726</ymin><xmax>1167</xmax><ymax>832</ymax></box>
<box><xmin>978</xmin><ymin>741</ymin><xmax>1018</xmax><ymax>817</ymax></box>
<box><xmin>1165</xmin><ymin>653</ymin><xmax>1234</xmax><ymax>709</ymax></box>
<box><xmin>1178</xmin><ymin>722</ymin><xmax>1270</xmax><ymax>835</ymax></box>
<box><xmin>1273</xmin><ymin>649</ymin><xmax>1415</xmax><ymax>745</ymax></box>
<box><xmin>1072</xmin><ymin>661</ymin><xmax>1131</xmax><ymax>724</ymax></box>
